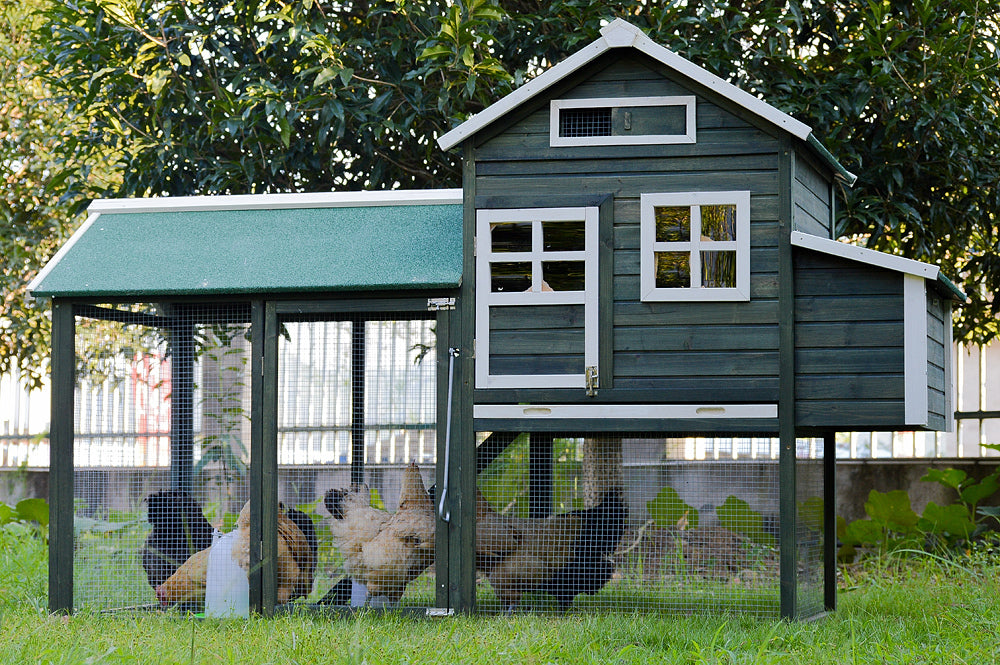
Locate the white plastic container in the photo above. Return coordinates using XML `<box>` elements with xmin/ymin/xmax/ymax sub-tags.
<box><xmin>205</xmin><ymin>528</ymin><xmax>249</xmax><ymax>618</ymax></box>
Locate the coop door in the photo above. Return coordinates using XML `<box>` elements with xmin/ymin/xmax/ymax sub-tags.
<box><xmin>475</xmin><ymin>207</ymin><xmax>598</xmax><ymax>389</ymax></box>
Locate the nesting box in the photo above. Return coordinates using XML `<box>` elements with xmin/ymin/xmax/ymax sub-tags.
<box><xmin>33</xmin><ymin>19</ymin><xmax>961</xmax><ymax>620</ymax></box>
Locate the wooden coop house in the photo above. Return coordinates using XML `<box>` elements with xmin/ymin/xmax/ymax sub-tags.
<box><xmin>31</xmin><ymin>19</ymin><xmax>962</xmax><ymax>620</ymax></box>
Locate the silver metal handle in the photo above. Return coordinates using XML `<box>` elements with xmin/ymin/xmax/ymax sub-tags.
<box><xmin>438</xmin><ymin>347</ymin><xmax>460</xmax><ymax>523</ymax></box>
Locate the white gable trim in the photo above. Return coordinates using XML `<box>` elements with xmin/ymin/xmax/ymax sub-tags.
<box><xmin>87</xmin><ymin>189</ymin><xmax>463</xmax><ymax>215</ymax></box>
<box><xmin>790</xmin><ymin>231</ymin><xmax>939</xmax><ymax>279</ymax></box>
<box><xmin>904</xmin><ymin>275</ymin><xmax>929</xmax><ymax>427</ymax></box>
<box><xmin>438</xmin><ymin>18</ymin><xmax>812</xmax><ymax>151</ymax></box>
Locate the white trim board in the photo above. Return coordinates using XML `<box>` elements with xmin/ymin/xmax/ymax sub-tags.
<box><xmin>473</xmin><ymin>404</ymin><xmax>778</xmax><ymax>420</ymax></box>
<box><xmin>904</xmin><ymin>274</ymin><xmax>929</xmax><ymax>427</ymax></box>
<box><xmin>790</xmin><ymin>231</ymin><xmax>939</xmax><ymax>279</ymax></box>
<box><xmin>438</xmin><ymin>18</ymin><xmax>812</xmax><ymax>151</ymax></box>
<box><xmin>549</xmin><ymin>95</ymin><xmax>696</xmax><ymax>147</ymax></box>
<box><xmin>87</xmin><ymin>189</ymin><xmax>463</xmax><ymax>214</ymax></box>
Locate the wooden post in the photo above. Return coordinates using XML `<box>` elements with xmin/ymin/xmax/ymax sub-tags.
<box><xmin>778</xmin><ymin>143</ymin><xmax>798</xmax><ymax>620</ymax></box>
<box><xmin>48</xmin><ymin>299</ymin><xmax>75</xmax><ymax>614</ymax></box>
<box><xmin>169</xmin><ymin>319</ymin><xmax>195</xmax><ymax>493</ymax></box>
<box><xmin>249</xmin><ymin>301</ymin><xmax>279</xmax><ymax>615</ymax></box>
<box><xmin>824</xmin><ymin>431</ymin><xmax>837</xmax><ymax>612</ymax></box>
<box><xmin>351</xmin><ymin>318</ymin><xmax>366</xmax><ymax>486</ymax></box>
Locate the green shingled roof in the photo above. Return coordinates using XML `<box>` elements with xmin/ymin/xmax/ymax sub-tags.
<box><xmin>30</xmin><ymin>196</ymin><xmax>463</xmax><ymax>298</ymax></box>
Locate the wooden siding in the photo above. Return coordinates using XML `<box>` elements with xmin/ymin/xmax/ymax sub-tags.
<box><xmin>488</xmin><ymin>304</ymin><xmax>586</xmax><ymax>377</ymax></box>
<box><xmin>472</xmin><ymin>53</ymin><xmax>784</xmax><ymax>407</ymax></box>
<box><xmin>794</xmin><ymin>250</ymin><xmax>907</xmax><ymax>428</ymax></box>
<box><xmin>792</xmin><ymin>154</ymin><xmax>832</xmax><ymax>238</ymax></box>
<box><xmin>925</xmin><ymin>292</ymin><xmax>949</xmax><ymax>430</ymax></box>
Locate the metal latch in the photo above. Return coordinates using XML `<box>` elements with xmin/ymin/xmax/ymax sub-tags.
<box><xmin>585</xmin><ymin>365</ymin><xmax>599</xmax><ymax>396</ymax></box>
<box><xmin>427</xmin><ymin>297</ymin><xmax>456</xmax><ymax>311</ymax></box>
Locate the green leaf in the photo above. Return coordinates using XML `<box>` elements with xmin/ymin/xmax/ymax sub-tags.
<box><xmin>0</xmin><ymin>503</ymin><xmax>15</xmax><ymax>526</ymax></box>
<box><xmin>959</xmin><ymin>472</ymin><xmax>1000</xmax><ymax>507</ymax></box>
<box><xmin>920</xmin><ymin>468</ymin><xmax>967</xmax><ymax>491</ymax></box>
<box><xmin>716</xmin><ymin>496</ymin><xmax>775</xmax><ymax>547</ymax></box>
<box><xmin>845</xmin><ymin>518</ymin><xmax>884</xmax><ymax>546</ymax></box>
<box><xmin>15</xmin><ymin>498</ymin><xmax>49</xmax><ymax>527</ymax></box>
<box><xmin>864</xmin><ymin>489</ymin><xmax>918</xmax><ymax>533</ymax></box>
<box><xmin>646</xmin><ymin>486</ymin><xmax>699</xmax><ymax>530</ymax></box>
<box><xmin>918</xmin><ymin>502</ymin><xmax>975</xmax><ymax>539</ymax></box>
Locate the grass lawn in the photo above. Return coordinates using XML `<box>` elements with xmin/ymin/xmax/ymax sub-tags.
<box><xmin>3</xmin><ymin>526</ymin><xmax>999</xmax><ymax>664</ymax></box>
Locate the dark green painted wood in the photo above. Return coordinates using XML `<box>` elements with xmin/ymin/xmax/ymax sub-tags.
<box><xmin>351</xmin><ymin>320</ymin><xmax>366</xmax><ymax>487</ymax></box>
<box><xmin>169</xmin><ymin>322</ymin><xmax>195</xmax><ymax>493</ymax></box>
<box><xmin>434</xmin><ymin>307</ymin><xmax>453</xmax><ymax>608</ymax></box>
<box><xmin>473</xmin><ymin>417</ymin><xmax>778</xmax><ymax>434</ymax></box>
<box><xmin>795</xmin><ymin>348</ymin><xmax>905</xmax><ymax>375</ymax></box>
<box><xmin>795</xmin><ymin>157</ymin><xmax>832</xmax><ymax>205</ymax></box>
<box><xmin>796</xmin><ymin>321</ymin><xmax>905</xmax><ymax>347</ymax></box>
<box><xmin>475</xmin><ymin>379</ymin><xmax>779</xmax><ymax>404</ymax></box>
<box><xmin>795</xmin><ymin>400</ymin><xmax>906</xmax><ymax>428</ymax></box>
<box><xmin>613</xmin><ymin>324</ymin><xmax>779</xmax><ymax>352</ymax></box>
<box><xmin>615</xmin><ymin>350</ymin><xmax>778</xmax><ymax>376</ymax></box>
<box><xmin>490</xmin><ymin>354</ymin><xmax>584</xmax><ymax>375</ymax></box>
<box><xmin>795</xmin><ymin>296</ymin><xmax>904</xmax><ymax>322</ymax></box>
<box><xmin>48</xmin><ymin>300</ymin><xmax>75</xmax><ymax>614</ymax></box>
<box><xmin>489</xmin><ymin>328</ymin><xmax>585</xmax><ymax>352</ymax></box>
<box><xmin>475</xmin><ymin>152</ymin><xmax>778</xmax><ymax>178</ymax></box>
<box><xmin>475</xmin><ymin>172</ymin><xmax>779</xmax><ymax>200</ymax></box>
<box><xmin>613</xmin><ymin>215</ymin><xmax>781</xmax><ymax>249</ymax></box>
<box><xmin>249</xmin><ymin>300</ymin><xmax>279</xmax><ymax>615</ymax></box>
<box><xmin>612</xmin><ymin>273</ymin><xmax>780</xmax><ymax>300</ymax></box>
<box><xmin>275</xmin><ymin>297</ymin><xmax>444</xmax><ymax>316</ymax></box>
<box><xmin>796</xmin><ymin>375</ymin><xmax>905</xmax><ymax>400</ymax></box>
<box><xmin>489</xmin><ymin>304</ymin><xmax>585</xmax><ymax>329</ymax></box>
<box><xmin>599</xmin><ymin>195</ymin><xmax>615</xmax><ymax>391</ymax></box>
<box><xmin>612</xmin><ymin>246</ymin><xmax>780</xmax><ymax>276</ymax></box>
<box><xmin>823</xmin><ymin>432</ymin><xmax>837</xmax><ymax>612</ymax></box>
<box><xmin>778</xmin><ymin>142</ymin><xmax>797</xmax><ymax>620</ymax></box>
<box><xmin>614</xmin><ymin>300</ymin><xmax>781</xmax><ymax>326</ymax></box>
<box><xmin>452</xmin><ymin>141</ymin><xmax>478</xmax><ymax>613</ymax></box>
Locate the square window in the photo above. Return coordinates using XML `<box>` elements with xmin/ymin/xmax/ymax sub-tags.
<box><xmin>640</xmin><ymin>191</ymin><xmax>750</xmax><ymax>301</ymax></box>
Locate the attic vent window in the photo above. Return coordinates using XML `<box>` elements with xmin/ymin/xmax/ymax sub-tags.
<box><xmin>559</xmin><ymin>107</ymin><xmax>612</xmax><ymax>138</ymax></box>
<box><xmin>640</xmin><ymin>191</ymin><xmax>750</xmax><ymax>302</ymax></box>
<box><xmin>550</xmin><ymin>96</ymin><xmax>696</xmax><ymax>147</ymax></box>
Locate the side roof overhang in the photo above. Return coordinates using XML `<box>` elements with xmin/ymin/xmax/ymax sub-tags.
<box><xmin>28</xmin><ymin>190</ymin><xmax>464</xmax><ymax>300</ymax></box>
<box><xmin>437</xmin><ymin>18</ymin><xmax>858</xmax><ymax>187</ymax></box>
<box><xmin>790</xmin><ymin>231</ymin><xmax>966</xmax><ymax>301</ymax></box>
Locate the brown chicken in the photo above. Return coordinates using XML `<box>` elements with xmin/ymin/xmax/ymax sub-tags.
<box><xmin>323</xmin><ymin>462</ymin><xmax>435</xmax><ymax>602</ymax></box>
<box><xmin>154</xmin><ymin>501</ymin><xmax>316</xmax><ymax>607</ymax></box>
<box><xmin>475</xmin><ymin>489</ymin><xmax>628</xmax><ymax>611</ymax></box>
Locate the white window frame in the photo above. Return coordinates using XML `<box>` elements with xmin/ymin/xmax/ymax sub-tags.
<box><xmin>640</xmin><ymin>191</ymin><xmax>751</xmax><ymax>302</ymax></box>
<box><xmin>476</xmin><ymin>207</ymin><xmax>599</xmax><ymax>389</ymax></box>
<box><xmin>550</xmin><ymin>96</ymin><xmax>696</xmax><ymax>147</ymax></box>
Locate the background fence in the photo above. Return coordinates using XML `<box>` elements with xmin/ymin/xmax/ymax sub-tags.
<box><xmin>2</xmin><ymin>341</ymin><xmax>998</xmax><ymax>468</ymax></box>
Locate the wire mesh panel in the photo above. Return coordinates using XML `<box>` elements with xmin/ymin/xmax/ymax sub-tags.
<box><xmin>474</xmin><ymin>433</ymin><xmax>797</xmax><ymax>616</ymax></box>
<box><xmin>278</xmin><ymin>315</ymin><xmax>438</xmax><ymax>608</ymax></box>
<box><xmin>72</xmin><ymin>303</ymin><xmax>256</xmax><ymax>612</ymax></box>
<box><xmin>795</xmin><ymin>438</ymin><xmax>826</xmax><ymax>618</ymax></box>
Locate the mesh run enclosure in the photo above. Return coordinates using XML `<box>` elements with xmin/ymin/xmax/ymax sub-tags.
<box><xmin>473</xmin><ymin>433</ymin><xmax>826</xmax><ymax>618</ymax></box>
<box><xmin>66</xmin><ymin>303</ymin><xmax>440</xmax><ymax>613</ymax></box>
<box><xmin>72</xmin><ymin>303</ymin><xmax>254</xmax><ymax>611</ymax></box>
<box><xmin>277</xmin><ymin>315</ymin><xmax>438</xmax><ymax>608</ymax></box>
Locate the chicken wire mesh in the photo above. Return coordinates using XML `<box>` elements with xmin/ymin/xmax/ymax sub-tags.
<box><xmin>473</xmin><ymin>433</ymin><xmax>826</xmax><ymax>618</ymax></box>
<box><xmin>72</xmin><ymin>303</ymin><xmax>254</xmax><ymax>612</ymax></box>
<box><xmin>278</xmin><ymin>315</ymin><xmax>439</xmax><ymax>608</ymax></box>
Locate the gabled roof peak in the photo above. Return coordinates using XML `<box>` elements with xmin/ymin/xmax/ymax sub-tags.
<box><xmin>437</xmin><ymin>18</ymin><xmax>856</xmax><ymax>186</ymax></box>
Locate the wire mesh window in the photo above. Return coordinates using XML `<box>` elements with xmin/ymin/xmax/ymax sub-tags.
<box><xmin>473</xmin><ymin>433</ymin><xmax>825</xmax><ymax>617</ymax></box>
<box><xmin>559</xmin><ymin>107</ymin><xmax>613</xmax><ymax>138</ymax></box>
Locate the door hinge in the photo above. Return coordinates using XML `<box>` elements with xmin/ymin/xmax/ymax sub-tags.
<box><xmin>427</xmin><ymin>297</ymin><xmax>456</xmax><ymax>311</ymax></box>
<box><xmin>585</xmin><ymin>365</ymin><xmax>599</xmax><ymax>397</ymax></box>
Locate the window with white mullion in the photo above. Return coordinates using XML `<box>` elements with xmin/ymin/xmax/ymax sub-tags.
<box><xmin>476</xmin><ymin>206</ymin><xmax>599</xmax><ymax>389</ymax></box>
<box><xmin>640</xmin><ymin>191</ymin><xmax>750</xmax><ymax>302</ymax></box>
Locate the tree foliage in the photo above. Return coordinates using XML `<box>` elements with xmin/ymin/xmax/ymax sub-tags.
<box><xmin>5</xmin><ymin>0</ymin><xmax>999</xmax><ymax>381</ymax></box>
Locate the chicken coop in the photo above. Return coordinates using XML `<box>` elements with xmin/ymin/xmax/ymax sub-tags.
<box><xmin>32</xmin><ymin>19</ymin><xmax>963</xmax><ymax>621</ymax></box>
<box><xmin>30</xmin><ymin>191</ymin><xmax>462</xmax><ymax>615</ymax></box>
